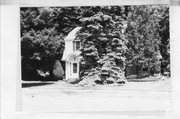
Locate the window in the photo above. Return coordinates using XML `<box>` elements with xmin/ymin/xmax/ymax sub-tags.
<box><xmin>73</xmin><ymin>63</ymin><xmax>77</xmax><ymax>73</ymax></box>
<box><xmin>73</xmin><ymin>40</ymin><xmax>80</xmax><ymax>51</ymax></box>
<box><xmin>76</xmin><ymin>41</ymin><xmax>80</xmax><ymax>50</ymax></box>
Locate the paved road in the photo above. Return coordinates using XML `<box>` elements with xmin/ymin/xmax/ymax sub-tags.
<box><xmin>22</xmin><ymin>78</ymin><xmax>171</xmax><ymax>115</ymax></box>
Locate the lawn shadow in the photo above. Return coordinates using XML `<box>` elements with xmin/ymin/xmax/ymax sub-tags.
<box><xmin>22</xmin><ymin>82</ymin><xmax>54</xmax><ymax>88</ymax></box>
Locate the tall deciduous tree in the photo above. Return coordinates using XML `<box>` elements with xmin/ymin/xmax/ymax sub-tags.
<box><xmin>21</xmin><ymin>28</ymin><xmax>64</xmax><ymax>80</ymax></box>
<box><xmin>125</xmin><ymin>5</ymin><xmax>164</xmax><ymax>76</ymax></box>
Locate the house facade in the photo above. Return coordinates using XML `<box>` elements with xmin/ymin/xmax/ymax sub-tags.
<box><xmin>61</xmin><ymin>27</ymin><xmax>82</xmax><ymax>80</ymax></box>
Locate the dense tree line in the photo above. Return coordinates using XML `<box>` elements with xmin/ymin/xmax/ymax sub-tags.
<box><xmin>125</xmin><ymin>5</ymin><xmax>169</xmax><ymax>77</ymax></box>
<box><xmin>20</xmin><ymin>5</ymin><xmax>169</xmax><ymax>83</ymax></box>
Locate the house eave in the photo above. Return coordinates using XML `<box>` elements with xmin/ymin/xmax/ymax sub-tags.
<box><xmin>61</xmin><ymin>51</ymin><xmax>81</xmax><ymax>61</ymax></box>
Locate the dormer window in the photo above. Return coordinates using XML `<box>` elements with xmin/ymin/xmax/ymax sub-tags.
<box><xmin>73</xmin><ymin>40</ymin><xmax>80</xmax><ymax>52</ymax></box>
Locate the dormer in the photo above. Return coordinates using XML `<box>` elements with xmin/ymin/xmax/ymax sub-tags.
<box><xmin>61</xmin><ymin>27</ymin><xmax>81</xmax><ymax>61</ymax></box>
<box><xmin>61</xmin><ymin>27</ymin><xmax>82</xmax><ymax>80</ymax></box>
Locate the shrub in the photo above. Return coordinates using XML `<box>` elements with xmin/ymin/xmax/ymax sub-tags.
<box><xmin>53</xmin><ymin>60</ymin><xmax>64</xmax><ymax>80</ymax></box>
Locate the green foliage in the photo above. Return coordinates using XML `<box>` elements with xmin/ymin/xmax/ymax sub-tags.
<box><xmin>21</xmin><ymin>28</ymin><xmax>64</xmax><ymax>60</ymax></box>
<box><xmin>21</xmin><ymin>7</ymin><xmax>83</xmax><ymax>36</ymax></box>
<box><xmin>125</xmin><ymin>5</ymin><xmax>169</xmax><ymax>76</ymax></box>
<box><xmin>20</xmin><ymin>5</ymin><xmax>169</xmax><ymax>82</ymax></box>
<box><xmin>21</xmin><ymin>28</ymin><xmax>64</xmax><ymax>80</ymax></box>
<box><xmin>78</xmin><ymin>11</ymin><xmax>127</xmax><ymax>84</ymax></box>
<box><xmin>158</xmin><ymin>6</ymin><xmax>170</xmax><ymax>73</ymax></box>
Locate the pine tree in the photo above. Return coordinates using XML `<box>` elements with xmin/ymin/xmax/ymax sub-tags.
<box><xmin>78</xmin><ymin>12</ymin><xmax>127</xmax><ymax>84</ymax></box>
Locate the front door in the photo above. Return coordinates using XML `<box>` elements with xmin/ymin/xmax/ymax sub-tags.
<box><xmin>66</xmin><ymin>55</ymin><xmax>80</xmax><ymax>80</ymax></box>
<box><xmin>70</xmin><ymin>62</ymin><xmax>79</xmax><ymax>78</ymax></box>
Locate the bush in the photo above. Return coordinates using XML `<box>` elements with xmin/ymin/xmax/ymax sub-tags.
<box><xmin>53</xmin><ymin>60</ymin><xmax>64</xmax><ymax>80</ymax></box>
<box><xmin>22</xmin><ymin>63</ymin><xmax>38</xmax><ymax>81</ymax></box>
<box><xmin>78</xmin><ymin>74</ymin><xmax>101</xmax><ymax>87</ymax></box>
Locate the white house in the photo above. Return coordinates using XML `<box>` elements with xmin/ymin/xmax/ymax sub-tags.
<box><xmin>61</xmin><ymin>27</ymin><xmax>82</xmax><ymax>80</ymax></box>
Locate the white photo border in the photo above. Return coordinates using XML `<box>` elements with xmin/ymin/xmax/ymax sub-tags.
<box><xmin>1</xmin><ymin>0</ymin><xmax>180</xmax><ymax>119</ymax></box>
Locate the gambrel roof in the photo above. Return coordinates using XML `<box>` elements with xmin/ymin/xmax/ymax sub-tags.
<box><xmin>64</xmin><ymin>27</ymin><xmax>82</xmax><ymax>41</ymax></box>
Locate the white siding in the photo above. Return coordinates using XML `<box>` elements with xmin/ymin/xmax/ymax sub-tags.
<box><xmin>65</xmin><ymin>62</ymin><xmax>70</xmax><ymax>80</ymax></box>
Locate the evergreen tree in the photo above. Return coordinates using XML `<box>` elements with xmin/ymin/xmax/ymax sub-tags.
<box><xmin>78</xmin><ymin>12</ymin><xmax>127</xmax><ymax>84</ymax></box>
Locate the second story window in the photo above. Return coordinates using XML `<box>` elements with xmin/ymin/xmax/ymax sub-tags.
<box><xmin>73</xmin><ymin>40</ymin><xmax>80</xmax><ymax>51</ymax></box>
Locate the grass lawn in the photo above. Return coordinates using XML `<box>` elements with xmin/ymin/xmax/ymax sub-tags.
<box><xmin>22</xmin><ymin>77</ymin><xmax>171</xmax><ymax>113</ymax></box>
